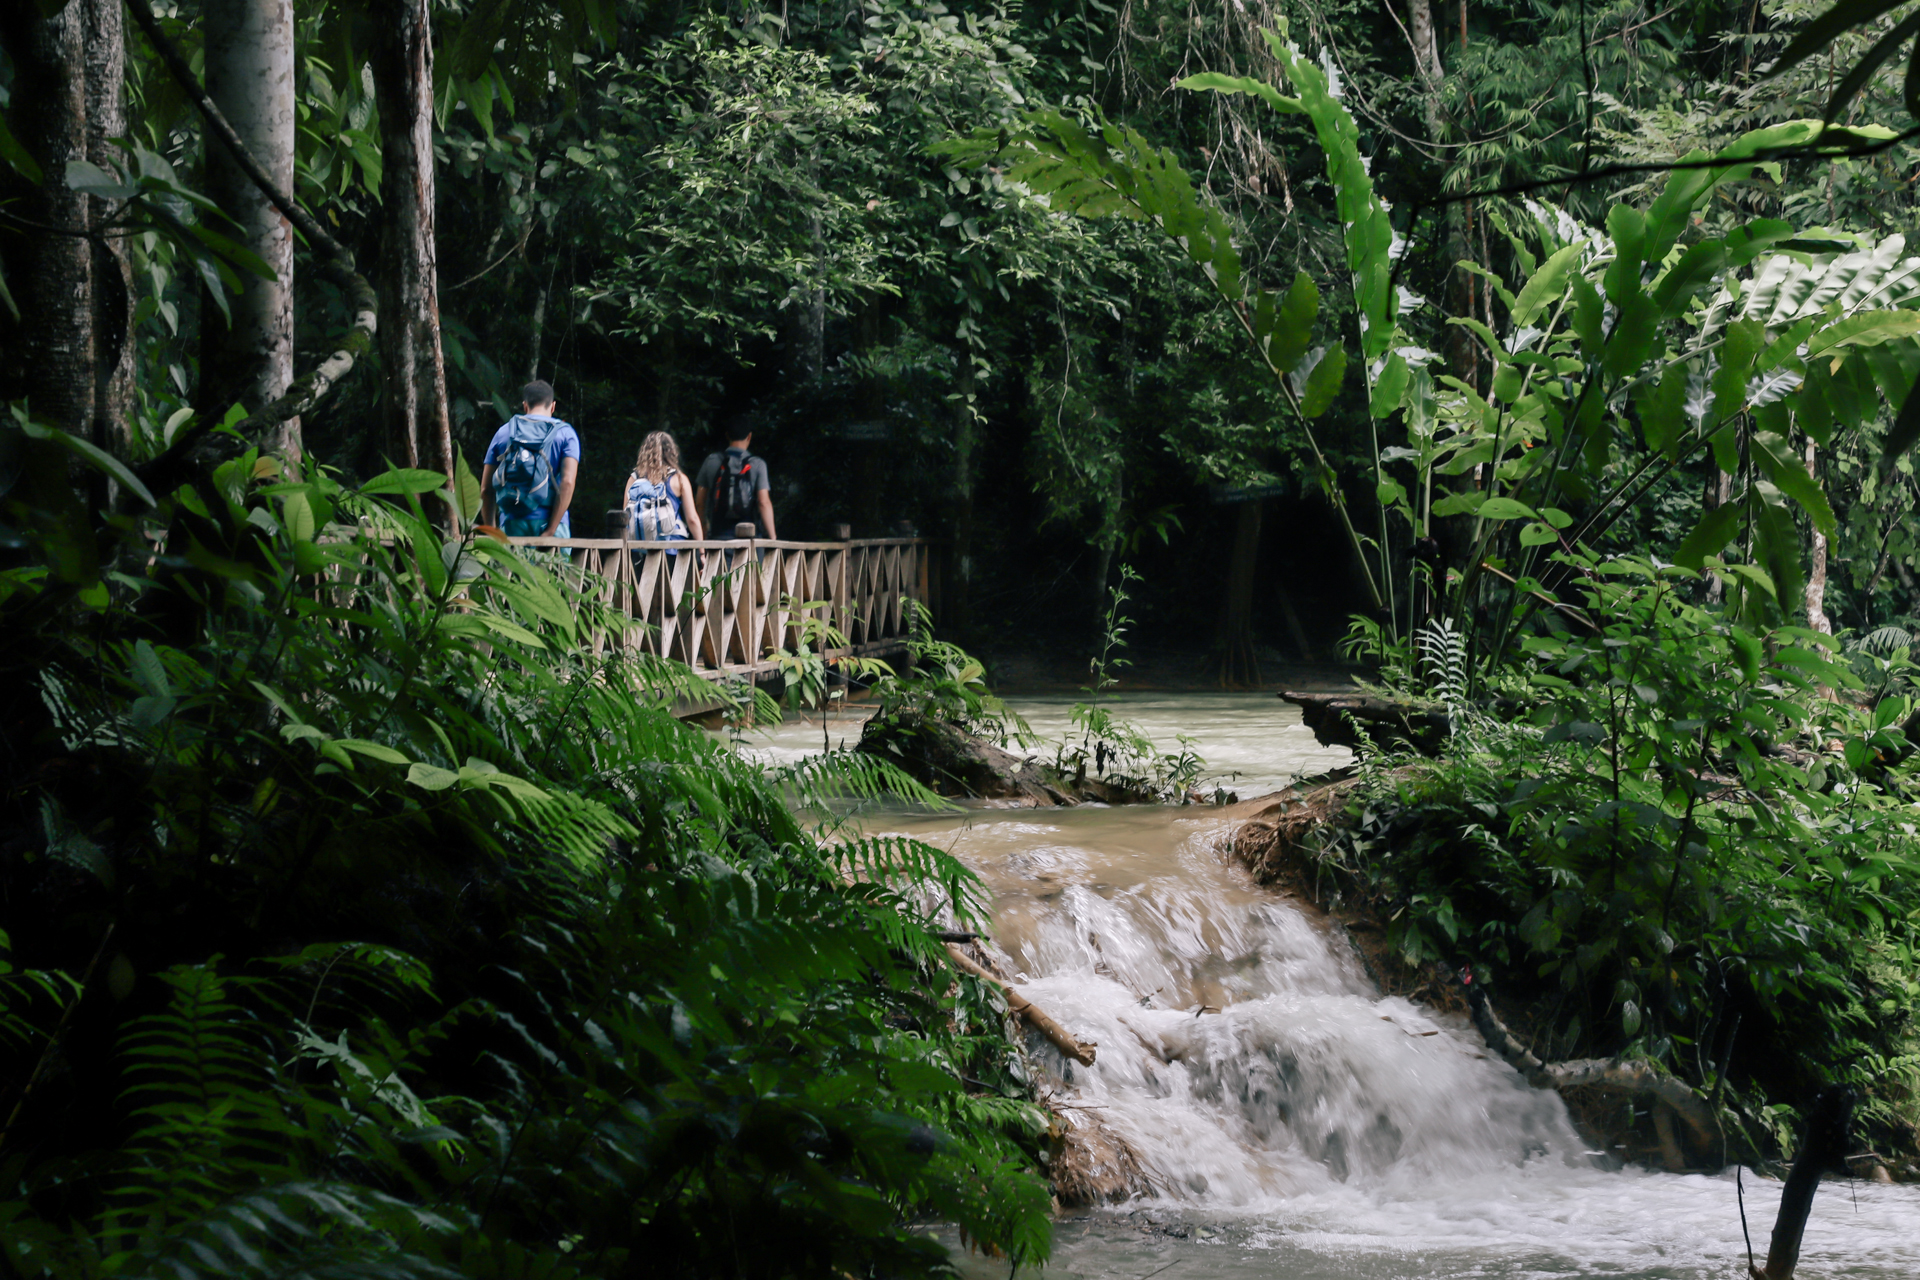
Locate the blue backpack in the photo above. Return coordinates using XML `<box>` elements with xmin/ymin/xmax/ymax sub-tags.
<box><xmin>493</xmin><ymin>415</ymin><xmax>563</xmax><ymax>518</ymax></box>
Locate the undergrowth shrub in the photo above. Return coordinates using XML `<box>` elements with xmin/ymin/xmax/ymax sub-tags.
<box><xmin>1321</xmin><ymin>554</ymin><xmax>1920</xmax><ymax>1158</ymax></box>
<box><xmin>0</xmin><ymin>428</ymin><xmax>1052</xmax><ymax>1276</ymax></box>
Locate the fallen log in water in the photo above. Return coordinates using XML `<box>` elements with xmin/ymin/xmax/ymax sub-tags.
<box><xmin>1463</xmin><ymin>974</ymin><xmax>1718</xmax><ymax>1157</ymax></box>
<box><xmin>1279</xmin><ymin>690</ymin><xmax>1451</xmax><ymax>755</ymax></box>
<box><xmin>945</xmin><ymin>943</ymin><xmax>1097</xmax><ymax>1067</ymax></box>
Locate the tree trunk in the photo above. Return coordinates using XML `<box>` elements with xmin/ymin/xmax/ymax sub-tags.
<box><xmin>949</xmin><ymin>358</ymin><xmax>976</xmax><ymax>634</ymax></box>
<box><xmin>0</xmin><ymin>1</ymin><xmax>93</xmax><ymax>435</ymax></box>
<box><xmin>1406</xmin><ymin>0</ymin><xmax>1475</xmax><ymax>387</ymax></box>
<box><xmin>1704</xmin><ymin>467</ymin><xmax>1733</xmax><ymax>605</ymax></box>
<box><xmin>83</xmin><ymin>0</ymin><xmax>133</xmax><ymax>456</ymax></box>
<box><xmin>1803</xmin><ymin>439</ymin><xmax>1831</xmax><ymax>633</ymax></box>
<box><xmin>1218</xmin><ymin>499</ymin><xmax>1263</xmax><ymax>687</ymax></box>
<box><xmin>199</xmin><ymin>0</ymin><xmax>296</xmax><ymax>466</ymax></box>
<box><xmin>1752</xmin><ymin>1087</ymin><xmax>1851</xmax><ymax>1280</ymax></box>
<box><xmin>370</xmin><ymin>0</ymin><xmax>456</xmax><ymax>516</ymax></box>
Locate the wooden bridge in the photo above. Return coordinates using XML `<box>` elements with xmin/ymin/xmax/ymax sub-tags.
<box><xmin>507</xmin><ymin>528</ymin><xmax>932</xmax><ymax>683</ymax></box>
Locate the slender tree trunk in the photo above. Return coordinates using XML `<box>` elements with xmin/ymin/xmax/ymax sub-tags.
<box><xmin>199</xmin><ymin>0</ymin><xmax>296</xmax><ymax>466</ymax></box>
<box><xmin>0</xmin><ymin>1</ymin><xmax>93</xmax><ymax>435</ymax></box>
<box><xmin>1704</xmin><ymin>468</ymin><xmax>1733</xmax><ymax>605</ymax></box>
<box><xmin>1219</xmin><ymin>499</ymin><xmax>1263</xmax><ymax>687</ymax></box>
<box><xmin>526</xmin><ymin>277</ymin><xmax>547</xmax><ymax>383</ymax></box>
<box><xmin>1804</xmin><ymin>439</ymin><xmax>1831</xmax><ymax>633</ymax></box>
<box><xmin>1406</xmin><ymin>0</ymin><xmax>1473</xmax><ymax>384</ymax></box>
<box><xmin>371</xmin><ymin>0</ymin><xmax>456</xmax><ymax>516</ymax></box>
<box><xmin>950</xmin><ymin>358</ymin><xmax>976</xmax><ymax>634</ymax></box>
<box><xmin>83</xmin><ymin>0</ymin><xmax>133</xmax><ymax>456</ymax></box>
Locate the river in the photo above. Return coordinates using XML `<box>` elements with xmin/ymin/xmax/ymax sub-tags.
<box><xmin>729</xmin><ymin>691</ymin><xmax>1920</xmax><ymax>1279</ymax></box>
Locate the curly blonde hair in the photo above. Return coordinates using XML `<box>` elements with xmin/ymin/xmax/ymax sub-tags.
<box><xmin>633</xmin><ymin>430</ymin><xmax>681</xmax><ymax>484</ymax></box>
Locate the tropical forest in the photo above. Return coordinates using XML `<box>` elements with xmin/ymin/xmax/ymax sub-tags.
<box><xmin>7</xmin><ymin>0</ymin><xmax>1920</xmax><ymax>1276</ymax></box>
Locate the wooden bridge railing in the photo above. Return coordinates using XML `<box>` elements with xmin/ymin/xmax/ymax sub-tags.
<box><xmin>507</xmin><ymin>531</ymin><xmax>930</xmax><ymax>679</ymax></box>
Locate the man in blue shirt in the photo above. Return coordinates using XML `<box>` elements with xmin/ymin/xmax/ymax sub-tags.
<box><xmin>478</xmin><ymin>380</ymin><xmax>581</xmax><ymax>537</ymax></box>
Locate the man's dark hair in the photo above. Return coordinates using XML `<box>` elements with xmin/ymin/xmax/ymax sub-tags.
<box><xmin>520</xmin><ymin>379</ymin><xmax>556</xmax><ymax>407</ymax></box>
<box><xmin>720</xmin><ymin>411</ymin><xmax>758</xmax><ymax>444</ymax></box>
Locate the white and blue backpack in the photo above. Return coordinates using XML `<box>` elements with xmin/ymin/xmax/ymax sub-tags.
<box><xmin>625</xmin><ymin>468</ymin><xmax>686</xmax><ymax>541</ymax></box>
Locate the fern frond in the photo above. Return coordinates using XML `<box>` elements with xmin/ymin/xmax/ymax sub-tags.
<box><xmin>828</xmin><ymin>836</ymin><xmax>990</xmax><ymax>927</ymax></box>
<box><xmin>773</xmin><ymin>750</ymin><xmax>958</xmax><ymax>815</ymax></box>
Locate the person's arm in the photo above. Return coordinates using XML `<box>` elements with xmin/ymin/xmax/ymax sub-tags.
<box><xmin>694</xmin><ymin>479</ymin><xmax>711</xmax><ymax>534</ymax></box>
<box><xmin>675</xmin><ymin>472</ymin><xmax>704</xmax><ymax>540</ymax></box>
<box><xmin>478</xmin><ymin>463</ymin><xmax>496</xmax><ymax>526</ymax></box>
<box><xmin>544</xmin><ymin>456</ymin><xmax>579</xmax><ymax>537</ymax></box>
<box><xmin>755</xmin><ymin>488</ymin><xmax>776</xmax><ymax>541</ymax></box>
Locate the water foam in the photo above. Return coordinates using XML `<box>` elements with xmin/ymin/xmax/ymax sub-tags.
<box><xmin>881</xmin><ymin>804</ymin><xmax>1920</xmax><ymax>1279</ymax></box>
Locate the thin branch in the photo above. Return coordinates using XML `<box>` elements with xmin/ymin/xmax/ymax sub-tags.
<box><xmin>1426</xmin><ymin>120</ymin><xmax>1920</xmax><ymax>207</ymax></box>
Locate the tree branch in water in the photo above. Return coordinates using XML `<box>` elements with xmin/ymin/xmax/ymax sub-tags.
<box><xmin>947</xmin><ymin>943</ymin><xmax>1097</xmax><ymax>1067</ymax></box>
<box><xmin>1463</xmin><ymin>973</ymin><xmax>1717</xmax><ymax>1152</ymax></box>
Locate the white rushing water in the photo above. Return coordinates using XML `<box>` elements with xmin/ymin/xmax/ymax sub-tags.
<box><xmin>731</xmin><ymin>691</ymin><xmax>1920</xmax><ymax>1277</ymax></box>
<box><xmin>893</xmin><ymin>806</ymin><xmax>1920</xmax><ymax>1279</ymax></box>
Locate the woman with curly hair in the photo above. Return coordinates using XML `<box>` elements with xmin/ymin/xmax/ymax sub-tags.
<box><xmin>624</xmin><ymin>430</ymin><xmax>704</xmax><ymax>544</ymax></box>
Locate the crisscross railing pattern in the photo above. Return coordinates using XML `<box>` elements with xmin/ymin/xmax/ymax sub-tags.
<box><xmin>507</xmin><ymin>534</ymin><xmax>929</xmax><ymax>675</ymax></box>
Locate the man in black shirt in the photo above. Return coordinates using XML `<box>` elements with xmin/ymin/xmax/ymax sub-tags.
<box><xmin>695</xmin><ymin>415</ymin><xmax>776</xmax><ymax>539</ymax></box>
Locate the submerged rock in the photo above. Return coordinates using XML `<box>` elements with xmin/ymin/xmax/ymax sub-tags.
<box><xmin>856</xmin><ymin>711</ymin><xmax>1157</xmax><ymax>806</ymax></box>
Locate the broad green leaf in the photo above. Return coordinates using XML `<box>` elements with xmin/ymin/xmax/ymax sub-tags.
<box><xmin>1751</xmin><ymin>430</ymin><xmax>1836</xmax><ymax>539</ymax></box>
<box><xmin>0</xmin><ymin>112</ymin><xmax>43</xmax><ymax>183</ymax></box>
<box><xmin>1371</xmin><ymin>351</ymin><xmax>1409</xmax><ymax>418</ymax></box>
<box><xmin>1265</xmin><ymin>271</ymin><xmax>1319</xmax><ymax>375</ymax></box>
<box><xmin>15</xmin><ymin>416</ymin><xmax>156</xmax><ymax>507</ymax></box>
<box><xmin>1512</xmin><ymin>243</ymin><xmax>1584</xmax><ymax>328</ymax></box>
<box><xmin>407</xmin><ymin>763</ymin><xmax>461</xmax><ymax>791</ymax></box>
<box><xmin>1300</xmin><ymin>346</ymin><xmax>1347</xmax><ymax>418</ymax></box>
<box><xmin>337</xmin><ymin>739</ymin><xmax>410</xmax><ymax>765</ymax></box>
<box><xmin>1478</xmin><ymin>497</ymin><xmax>1539</xmax><ymax>521</ymax></box>
<box><xmin>1726</xmin><ymin>218</ymin><xmax>1797</xmax><ymax>266</ymax></box>
<box><xmin>455</xmin><ymin>455</ymin><xmax>484</xmax><ymax>523</ymax></box>
<box><xmin>1673</xmin><ymin>504</ymin><xmax>1742</xmax><ymax>570</ymax></box>
<box><xmin>1712</xmin><ymin>319</ymin><xmax>1766</xmax><ymax>421</ymax></box>
<box><xmin>361</xmin><ymin>468</ymin><xmax>455</xmax><ymax>496</ymax></box>
<box><xmin>1636</xmin><ymin>362</ymin><xmax>1689</xmax><ymax>457</ymax></box>
<box><xmin>1570</xmin><ymin>269</ymin><xmax>1606</xmax><ymax>359</ymax></box>
<box><xmin>1751</xmin><ymin>485</ymin><xmax>1805</xmax><ymax>614</ymax></box>
<box><xmin>63</xmin><ymin>159</ymin><xmax>137</xmax><ymax>200</ymax></box>
<box><xmin>1886</xmin><ymin>377</ymin><xmax>1920</xmax><ymax>461</ymax></box>
<box><xmin>1430</xmin><ymin>490</ymin><xmax>1484</xmax><ymax>518</ymax></box>
<box><xmin>1603</xmin><ymin>206</ymin><xmax>1646</xmax><ymax>305</ymax></box>
<box><xmin>1518</xmin><ymin>521</ymin><xmax>1562</xmax><ymax>547</ymax></box>
<box><xmin>131</xmin><ymin>640</ymin><xmax>170</xmax><ymax>700</ymax></box>
<box><xmin>1729</xmin><ymin>625</ymin><xmax>1763</xmax><ymax>680</ymax></box>
<box><xmin>1603</xmin><ymin>294</ymin><xmax>1660</xmax><ymax>379</ymax></box>
<box><xmin>281</xmin><ymin>490</ymin><xmax>316</xmax><ymax>544</ymax></box>
<box><xmin>1724</xmin><ymin>560</ymin><xmax>1778</xmax><ymax>602</ymax></box>
<box><xmin>1652</xmin><ymin>240</ymin><xmax>1728</xmax><ymax>316</ymax></box>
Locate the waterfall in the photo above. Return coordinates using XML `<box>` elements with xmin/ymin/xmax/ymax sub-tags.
<box><xmin>876</xmin><ymin>802</ymin><xmax>1920</xmax><ymax>1280</ymax></box>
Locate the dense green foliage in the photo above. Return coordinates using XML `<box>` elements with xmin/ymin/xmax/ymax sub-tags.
<box><xmin>12</xmin><ymin>0</ymin><xmax>1920</xmax><ymax>1227</ymax></box>
<box><xmin>1313</xmin><ymin>558</ymin><xmax>1920</xmax><ymax>1154</ymax></box>
<box><xmin>0</xmin><ymin>430</ymin><xmax>1052</xmax><ymax>1275</ymax></box>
